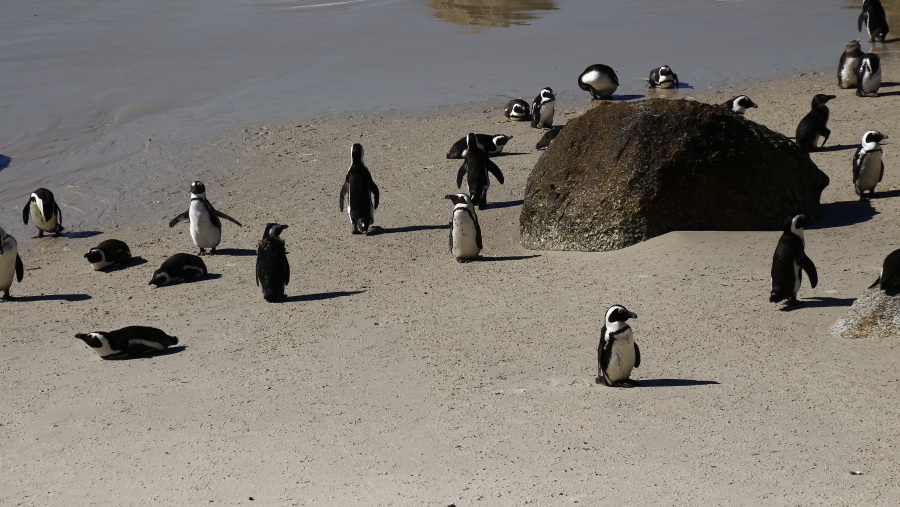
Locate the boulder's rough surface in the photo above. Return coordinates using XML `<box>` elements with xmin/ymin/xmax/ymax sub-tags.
<box><xmin>832</xmin><ymin>288</ymin><xmax>900</xmax><ymax>339</ymax></box>
<box><xmin>520</xmin><ymin>99</ymin><xmax>830</xmax><ymax>251</ymax></box>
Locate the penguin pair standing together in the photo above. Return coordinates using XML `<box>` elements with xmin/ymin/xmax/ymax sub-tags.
<box><xmin>770</xmin><ymin>215</ymin><xmax>818</xmax><ymax>306</ymax></box>
<box><xmin>838</xmin><ymin>40</ymin><xmax>865</xmax><ymax>89</ymax></box>
<box><xmin>169</xmin><ymin>181</ymin><xmax>243</xmax><ymax>255</ymax></box>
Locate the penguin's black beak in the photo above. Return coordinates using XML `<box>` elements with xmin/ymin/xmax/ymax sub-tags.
<box><xmin>629</xmin><ymin>312</ymin><xmax>637</xmax><ymax>319</ymax></box>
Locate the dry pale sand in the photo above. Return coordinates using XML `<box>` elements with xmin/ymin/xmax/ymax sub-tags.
<box><xmin>3</xmin><ymin>69</ymin><xmax>900</xmax><ymax>506</ymax></box>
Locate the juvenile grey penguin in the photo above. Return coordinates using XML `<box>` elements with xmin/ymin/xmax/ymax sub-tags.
<box><xmin>148</xmin><ymin>253</ymin><xmax>207</xmax><ymax>287</ymax></box>
<box><xmin>856</xmin><ymin>53</ymin><xmax>882</xmax><ymax>97</ymax></box>
<box><xmin>853</xmin><ymin>130</ymin><xmax>888</xmax><ymax>199</ymax></box>
<box><xmin>75</xmin><ymin>326</ymin><xmax>179</xmax><ymax>359</ymax></box>
<box><xmin>168</xmin><ymin>181</ymin><xmax>242</xmax><ymax>255</ymax></box>
<box><xmin>858</xmin><ymin>0</ymin><xmax>889</xmax><ymax>42</ymax></box>
<box><xmin>456</xmin><ymin>133</ymin><xmax>505</xmax><ymax>210</ymax></box>
<box><xmin>22</xmin><ymin>188</ymin><xmax>64</xmax><ymax>237</ymax></box>
<box><xmin>531</xmin><ymin>87</ymin><xmax>556</xmax><ymax>129</ymax></box>
<box><xmin>446</xmin><ymin>134</ymin><xmax>512</xmax><ymax>159</ymax></box>
<box><xmin>578</xmin><ymin>64</ymin><xmax>619</xmax><ymax>100</ymax></box>
<box><xmin>721</xmin><ymin>95</ymin><xmax>758</xmax><ymax>114</ymax></box>
<box><xmin>0</xmin><ymin>227</ymin><xmax>24</xmax><ymax>301</ymax></box>
<box><xmin>504</xmin><ymin>99</ymin><xmax>530</xmax><ymax>121</ymax></box>
<box><xmin>795</xmin><ymin>94</ymin><xmax>836</xmax><ymax>152</ymax></box>
<box><xmin>869</xmin><ymin>249</ymin><xmax>900</xmax><ymax>291</ymax></box>
<box><xmin>596</xmin><ymin>304</ymin><xmax>640</xmax><ymax>387</ymax></box>
<box><xmin>536</xmin><ymin>126</ymin><xmax>564</xmax><ymax>150</ymax></box>
<box><xmin>256</xmin><ymin>223</ymin><xmax>290</xmax><ymax>302</ymax></box>
<box><xmin>339</xmin><ymin>143</ymin><xmax>380</xmax><ymax>235</ymax></box>
<box><xmin>838</xmin><ymin>40</ymin><xmax>865</xmax><ymax>89</ymax></box>
<box><xmin>84</xmin><ymin>239</ymin><xmax>132</xmax><ymax>271</ymax></box>
<box><xmin>444</xmin><ymin>193</ymin><xmax>482</xmax><ymax>263</ymax></box>
<box><xmin>648</xmin><ymin>65</ymin><xmax>679</xmax><ymax>89</ymax></box>
<box><xmin>770</xmin><ymin>215</ymin><xmax>818</xmax><ymax>306</ymax></box>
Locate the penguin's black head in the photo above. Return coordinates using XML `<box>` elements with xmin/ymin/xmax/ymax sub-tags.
<box><xmin>263</xmin><ymin>223</ymin><xmax>289</xmax><ymax>240</ymax></box>
<box><xmin>863</xmin><ymin>53</ymin><xmax>881</xmax><ymax>73</ymax></box>
<box><xmin>659</xmin><ymin>65</ymin><xmax>673</xmax><ymax>75</ymax></box>
<box><xmin>846</xmin><ymin>40</ymin><xmax>861</xmax><ymax>53</ymax></box>
<box><xmin>148</xmin><ymin>270</ymin><xmax>169</xmax><ymax>287</ymax></box>
<box><xmin>784</xmin><ymin>214</ymin><xmax>810</xmax><ymax>233</ymax></box>
<box><xmin>736</xmin><ymin>96</ymin><xmax>757</xmax><ymax>110</ymax></box>
<box><xmin>811</xmin><ymin>94</ymin><xmax>836</xmax><ymax>108</ymax></box>
<box><xmin>606</xmin><ymin>305</ymin><xmax>637</xmax><ymax>323</ymax></box>
<box><xmin>351</xmin><ymin>143</ymin><xmax>364</xmax><ymax>163</ymax></box>
<box><xmin>84</xmin><ymin>249</ymin><xmax>103</xmax><ymax>263</ymax></box>
<box><xmin>540</xmin><ymin>87</ymin><xmax>555</xmax><ymax>101</ymax></box>
<box><xmin>190</xmin><ymin>181</ymin><xmax>206</xmax><ymax>195</ymax></box>
<box><xmin>75</xmin><ymin>333</ymin><xmax>104</xmax><ymax>348</ymax></box>
<box><xmin>493</xmin><ymin>135</ymin><xmax>512</xmax><ymax>147</ymax></box>
<box><xmin>444</xmin><ymin>193</ymin><xmax>472</xmax><ymax>206</ymax></box>
<box><xmin>863</xmin><ymin>130</ymin><xmax>887</xmax><ymax>145</ymax></box>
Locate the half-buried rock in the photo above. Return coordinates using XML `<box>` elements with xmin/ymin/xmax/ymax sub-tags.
<box><xmin>520</xmin><ymin>98</ymin><xmax>830</xmax><ymax>251</ymax></box>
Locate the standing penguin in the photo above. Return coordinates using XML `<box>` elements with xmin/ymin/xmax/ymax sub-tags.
<box><xmin>339</xmin><ymin>143</ymin><xmax>380</xmax><ymax>235</ymax></box>
<box><xmin>853</xmin><ymin>130</ymin><xmax>888</xmax><ymax>199</ymax></box>
<box><xmin>770</xmin><ymin>214</ymin><xmax>818</xmax><ymax>306</ymax></box>
<box><xmin>838</xmin><ymin>40</ymin><xmax>865</xmax><ymax>89</ymax></box>
<box><xmin>0</xmin><ymin>227</ymin><xmax>24</xmax><ymax>301</ymax></box>
<box><xmin>531</xmin><ymin>87</ymin><xmax>556</xmax><ymax>129</ymax></box>
<box><xmin>504</xmin><ymin>99</ymin><xmax>530</xmax><ymax>121</ymax></box>
<box><xmin>84</xmin><ymin>239</ymin><xmax>132</xmax><ymax>271</ymax></box>
<box><xmin>856</xmin><ymin>53</ymin><xmax>882</xmax><ymax>97</ymax></box>
<box><xmin>721</xmin><ymin>95</ymin><xmax>758</xmax><ymax>115</ymax></box>
<box><xmin>446</xmin><ymin>134</ymin><xmax>512</xmax><ymax>159</ymax></box>
<box><xmin>596</xmin><ymin>305</ymin><xmax>640</xmax><ymax>387</ymax></box>
<box><xmin>795</xmin><ymin>94</ymin><xmax>836</xmax><ymax>152</ymax></box>
<box><xmin>168</xmin><ymin>181</ymin><xmax>242</xmax><ymax>255</ymax></box>
<box><xmin>256</xmin><ymin>223</ymin><xmax>290</xmax><ymax>302</ymax></box>
<box><xmin>869</xmin><ymin>249</ymin><xmax>900</xmax><ymax>291</ymax></box>
<box><xmin>75</xmin><ymin>326</ymin><xmax>179</xmax><ymax>359</ymax></box>
<box><xmin>858</xmin><ymin>0</ymin><xmax>889</xmax><ymax>42</ymax></box>
<box><xmin>648</xmin><ymin>65</ymin><xmax>679</xmax><ymax>89</ymax></box>
<box><xmin>578</xmin><ymin>64</ymin><xmax>619</xmax><ymax>100</ymax></box>
<box><xmin>456</xmin><ymin>133</ymin><xmax>505</xmax><ymax>210</ymax></box>
<box><xmin>444</xmin><ymin>193</ymin><xmax>482</xmax><ymax>263</ymax></box>
<box><xmin>22</xmin><ymin>188</ymin><xmax>64</xmax><ymax>238</ymax></box>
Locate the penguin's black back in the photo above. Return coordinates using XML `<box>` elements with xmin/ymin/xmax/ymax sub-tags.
<box><xmin>257</xmin><ymin>234</ymin><xmax>289</xmax><ymax>302</ymax></box>
<box><xmin>109</xmin><ymin>326</ymin><xmax>179</xmax><ymax>350</ymax></box>
<box><xmin>162</xmin><ymin>253</ymin><xmax>207</xmax><ymax>277</ymax></box>
<box><xmin>345</xmin><ymin>163</ymin><xmax>376</xmax><ymax>220</ymax></box>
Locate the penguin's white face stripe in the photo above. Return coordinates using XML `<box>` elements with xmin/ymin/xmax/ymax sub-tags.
<box><xmin>92</xmin><ymin>334</ymin><xmax>118</xmax><ymax>357</ymax></box>
<box><xmin>154</xmin><ymin>273</ymin><xmax>172</xmax><ymax>285</ymax></box>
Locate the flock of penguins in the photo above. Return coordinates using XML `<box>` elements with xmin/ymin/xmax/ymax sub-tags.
<box><xmin>1</xmin><ymin>0</ymin><xmax>899</xmax><ymax>388</ymax></box>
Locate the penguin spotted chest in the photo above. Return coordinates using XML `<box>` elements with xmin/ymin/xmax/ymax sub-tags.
<box><xmin>596</xmin><ymin>305</ymin><xmax>641</xmax><ymax>387</ymax></box>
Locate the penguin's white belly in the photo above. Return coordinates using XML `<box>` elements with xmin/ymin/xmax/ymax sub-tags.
<box><xmin>840</xmin><ymin>62</ymin><xmax>859</xmax><ymax>88</ymax></box>
<box><xmin>189</xmin><ymin>204</ymin><xmax>221</xmax><ymax>248</ymax></box>
<box><xmin>857</xmin><ymin>152</ymin><xmax>882</xmax><ymax>191</ymax></box>
<box><xmin>0</xmin><ymin>241</ymin><xmax>17</xmax><ymax>291</ymax></box>
<box><xmin>539</xmin><ymin>102</ymin><xmax>554</xmax><ymax>121</ymax></box>
<box><xmin>655</xmin><ymin>76</ymin><xmax>676</xmax><ymax>88</ymax></box>
<box><xmin>30</xmin><ymin>203</ymin><xmax>58</xmax><ymax>232</ymax></box>
<box><xmin>606</xmin><ymin>335</ymin><xmax>636</xmax><ymax>382</ymax></box>
<box><xmin>582</xmin><ymin>71</ymin><xmax>616</xmax><ymax>94</ymax></box>
<box><xmin>90</xmin><ymin>259</ymin><xmax>114</xmax><ymax>271</ymax></box>
<box><xmin>861</xmin><ymin>71</ymin><xmax>882</xmax><ymax>93</ymax></box>
<box><xmin>451</xmin><ymin>212</ymin><xmax>480</xmax><ymax>259</ymax></box>
<box><xmin>793</xmin><ymin>262</ymin><xmax>802</xmax><ymax>296</ymax></box>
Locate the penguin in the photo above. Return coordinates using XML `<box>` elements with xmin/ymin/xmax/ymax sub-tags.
<box><xmin>168</xmin><ymin>181</ymin><xmax>242</xmax><ymax>255</ymax></box>
<box><xmin>84</xmin><ymin>239</ymin><xmax>132</xmax><ymax>271</ymax></box>
<box><xmin>648</xmin><ymin>65</ymin><xmax>678</xmax><ymax>89</ymax></box>
<box><xmin>858</xmin><ymin>0</ymin><xmax>889</xmax><ymax>43</ymax></box>
<box><xmin>339</xmin><ymin>143</ymin><xmax>380</xmax><ymax>235</ymax></box>
<box><xmin>148</xmin><ymin>253</ymin><xmax>207</xmax><ymax>287</ymax></box>
<box><xmin>504</xmin><ymin>99</ymin><xmax>530</xmax><ymax>121</ymax></box>
<box><xmin>721</xmin><ymin>95</ymin><xmax>758</xmax><ymax>115</ymax></box>
<box><xmin>75</xmin><ymin>326</ymin><xmax>179</xmax><ymax>359</ymax></box>
<box><xmin>446</xmin><ymin>134</ymin><xmax>512</xmax><ymax>159</ymax></box>
<box><xmin>456</xmin><ymin>133</ymin><xmax>505</xmax><ymax>210</ymax></box>
<box><xmin>853</xmin><ymin>130</ymin><xmax>888</xmax><ymax>199</ymax></box>
<box><xmin>444</xmin><ymin>193</ymin><xmax>482</xmax><ymax>263</ymax></box>
<box><xmin>256</xmin><ymin>223</ymin><xmax>290</xmax><ymax>302</ymax></box>
<box><xmin>536</xmin><ymin>126</ymin><xmax>564</xmax><ymax>150</ymax></box>
<box><xmin>0</xmin><ymin>227</ymin><xmax>24</xmax><ymax>301</ymax></box>
<box><xmin>856</xmin><ymin>53</ymin><xmax>882</xmax><ymax>97</ymax></box>
<box><xmin>838</xmin><ymin>40</ymin><xmax>865</xmax><ymax>89</ymax></box>
<box><xmin>869</xmin><ymin>249</ymin><xmax>900</xmax><ymax>291</ymax></box>
<box><xmin>795</xmin><ymin>94</ymin><xmax>836</xmax><ymax>152</ymax></box>
<box><xmin>770</xmin><ymin>214</ymin><xmax>818</xmax><ymax>306</ymax></box>
<box><xmin>22</xmin><ymin>188</ymin><xmax>64</xmax><ymax>238</ymax></box>
<box><xmin>578</xmin><ymin>64</ymin><xmax>619</xmax><ymax>100</ymax></box>
<box><xmin>531</xmin><ymin>87</ymin><xmax>556</xmax><ymax>129</ymax></box>
<box><xmin>596</xmin><ymin>305</ymin><xmax>640</xmax><ymax>387</ymax></box>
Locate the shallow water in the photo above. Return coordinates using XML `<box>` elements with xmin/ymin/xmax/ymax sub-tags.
<box><xmin>0</xmin><ymin>0</ymin><xmax>893</xmax><ymax>227</ymax></box>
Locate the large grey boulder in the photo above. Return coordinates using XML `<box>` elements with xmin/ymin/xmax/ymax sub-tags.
<box><xmin>832</xmin><ymin>288</ymin><xmax>900</xmax><ymax>339</ymax></box>
<box><xmin>519</xmin><ymin>98</ymin><xmax>830</xmax><ymax>251</ymax></box>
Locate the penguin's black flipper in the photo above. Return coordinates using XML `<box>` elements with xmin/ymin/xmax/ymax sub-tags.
<box><xmin>799</xmin><ymin>255</ymin><xmax>818</xmax><ymax>288</ymax></box>
<box><xmin>820</xmin><ymin>127</ymin><xmax>831</xmax><ymax>148</ymax></box>
<box><xmin>339</xmin><ymin>181</ymin><xmax>349</xmax><ymax>211</ymax></box>
<box><xmin>371</xmin><ymin>181</ymin><xmax>380</xmax><ymax>210</ymax></box>
<box><xmin>168</xmin><ymin>211</ymin><xmax>189</xmax><ymax>228</ymax></box>
<box><xmin>283</xmin><ymin>254</ymin><xmax>290</xmax><ymax>287</ymax></box>
<box><xmin>673</xmin><ymin>73</ymin><xmax>679</xmax><ymax>87</ymax></box>
<box><xmin>880</xmin><ymin>161</ymin><xmax>885</xmax><ymax>182</ymax></box>
<box><xmin>474</xmin><ymin>215</ymin><xmax>483</xmax><ymax>250</ymax></box>
<box><xmin>22</xmin><ymin>198</ymin><xmax>30</xmax><ymax>225</ymax></box>
<box><xmin>858</xmin><ymin>11</ymin><xmax>867</xmax><ymax>33</ymax></box>
<box><xmin>485</xmin><ymin>159</ymin><xmax>505</xmax><ymax>185</ymax></box>
<box><xmin>456</xmin><ymin>163</ymin><xmax>467</xmax><ymax>189</ymax></box>
<box><xmin>254</xmin><ymin>250</ymin><xmax>261</xmax><ymax>287</ymax></box>
<box><xmin>868</xmin><ymin>276</ymin><xmax>881</xmax><ymax>289</ymax></box>
<box><xmin>214</xmin><ymin>209</ymin><xmax>242</xmax><ymax>227</ymax></box>
<box><xmin>447</xmin><ymin>222</ymin><xmax>453</xmax><ymax>254</ymax></box>
<box><xmin>15</xmin><ymin>254</ymin><xmax>23</xmax><ymax>283</ymax></box>
<box><xmin>597</xmin><ymin>326</ymin><xmax>607</xmax><ymax>380</ymax></box>
<box><xmin>634</xmin><ymin>342</ymin><xmax>641</xmax><ymax>369</ymax></box>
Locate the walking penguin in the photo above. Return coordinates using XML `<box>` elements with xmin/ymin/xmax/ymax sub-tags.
<box><xmin>23</xmin><ymin>188</ymin><xmax>64</xmax><ymax>238</ymax></box>
<box><xmin>256</xmin><ymin>223</ymin><xmax>290</xmax><ymax>302</ymax></box>
<box><xmin>456</xmin><ymin>133</ymin><xmax>504</xmax><ymax>210</ymax></box>
<box><xmin>596</xmin><ymin>305</ymin><xmax>641</xmax><ymax>387</ymax></box>
<box><xmin>858</xmin><ymin>0</ymin><xmax>889</xmax><ymax>42</ymax></box>
<box><xmin>770</xmin><ymin>215</ymin><xmax>818</xmax><ymax>306</ymax></box>
<box><xmin>339</xmin><ymin>143</ymin><xmax>380</xmax><ymax>235</ymax></box>
<box><xmin>445</xmin><ymin>193</ymin><xmax>482</xmax><ymax>263</ymax></box>
<box><xmin>168</xmin><ymin>181</ymin><xmax>242</xmax><ymax>255</ymax></box>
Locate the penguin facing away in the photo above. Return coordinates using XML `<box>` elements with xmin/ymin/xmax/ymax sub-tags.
<box><xmin>531</xmin><ymin>87</ymin><xmax>556</xmax><ymax>129</ymax></box>
<box><xmin>795</xmin><ymin>94</ymin><xmax>836</xmax><ymax>152</ymax></box>
<box><xmin>168</xmin><ymin>181</ymin><xmax>242</xmax><ymax>255</ymax></box>
<box><xmin>84</xmin><ymin>239</ymin><xmax>132</xmax><ymax>271</ymax></box>
<box><xmin>0</xmin><ymin>227</ymin><xmax>24</xmax><ymax>301</ymax></box>
<box><xmin>721</xmin><ymin>95</ymin><xmax>758</xmax><ymax>115</ymax></box>
<box><xmin>869</xmin><ymin>249</ymin><xmax>900</xmax><ymax>291</ymax></box>
<box><xmin>149</xmin><ymin>253</ymin><xmax>208</xmax><ymax>287</ymax></box>
<box><xmin>853</xmin><ymin>130</ymin><xmax>888</xmax><ymax>199</ymax></box>
<box><xmin>444</xmin><ymin>193</ymin><xmax>482</xmax><ymax>263</ymax></box>
<box><xmin>446</xmin><ymin>134</ymin><xmax>512</xmax><ymax>159</ymax></box>
<box><xmin>858</xmin><ymin>0</ymin><xmax>889</xmax><ymax>42</ymax></box>
<box><xmin>770</xmin><ymin>215</ymin><xmax>818</xmax><ymax>305</ymax></box>
<box><xmin>75</xmin><ymin>326</ymin><xmax>179</xmax><ymax>359</ymax></box>
<box><xmin>648</xmin><ymin>65</ymin><xmax>678</xmax><ymax>89</ymax></box>
<box><xmin>838</xmin><ymin>40</ymin><xmax>865</xmax><ymax>89</ymax></box>
<box><xmin>596</xmin><ymin>305</ymin><xmax>640</xmax><ymax>387</ymax></box>
<box><xmin>22</xmin><ymin>188</ymin><xmax>64</xmax><ymax>238</ymax></box>
<box><xmin>504</xmin><ymin>99</ymin><xmax>530</xmax><ymax>121</ymax></box>
<box><xmin>256</xmin><ymin>223</ymin><xmax>290</xmax><ymax>302</ymax></box>
<box><xmin>456</xmin><ymin>133</ymin><xmax>505</xmax><ymax>210</ymax></box>
<box><xmin>856</xmin><ymin>53</ymin><xmax>882</xmax><ymax>97</ymax></box>
<box><xmin>339</xmin><ymin>143</ymin><xmax>380</xmax><ymax>235</ymax></box>
<box><xmin>578</xmin><ymin>64</ymin><xmax>619</xmax><ymax>100</ymax></box>
<box><xmin>536</xmin><ymin>126</ymin><xmax>564</xmax><ymax>150</ymax></box>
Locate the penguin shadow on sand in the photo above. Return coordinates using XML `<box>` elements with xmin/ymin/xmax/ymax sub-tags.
<box><xmin>367</xmin><ymin>224</ymin><xmax>448</xmax><ymax>236</ymax></box>
<box><xmin>816</xmin><ymin>143</ymin><xmax>858</xmax><ymax>152</ymax></box>
<box><xmin>635</xmin><ymin>378</ymin><xmax>719</xmax><ymax>388</ymax></box>
<box><xmin>478</xmin><ymin>254</ymin><xmax>541</xmax><ymax>262</ymax></box>
<box><xmin>779</xmin><ymin>296</ymin><xmax>855</xmax><ymax>312</ymax></box>
<box><xmin>481</xmin><ymin>199</ymin><xmax>524</xmax><ymax>210</ymax></box>
<box><xmin>814</xmin><ymin>199</ymin><xmax>878</xmax><ymax>228</ymax></box>
<box><xmin>212</xmin><ymin>247</ymin><xmax>256</xmax><ymax>257</ymax></box>
<box><xmin>100</xmin><ymin>256</ymin><xmax>148</xmax><ymax>272</ymax></box>
<box><xmin>13</xmin><ymin>293</ymin><xmax>92</xmax><ymax>303</ymax></box>
<box><xmin>277</xmin><ymin>290</ymin><xmax>366</xmax><ymax>304</ymax></box>
<box><xmin>0</xmin><ymin>153</ymin><xmax>10</xmax><ymax>172</ymax></box>
<box><xmin>102</xmin><ymin>346</ymin><xmax>187</xmax><ymax>361</ymax></box>
<box><xmin>604</xmin><ymin>93</ymin><xmax>645</xmax><ymax>101</ymax></box>
<box><xmin>60</xmin><ymin>230</ymin><xmax>103</xmax><ymax>239</ymax></box>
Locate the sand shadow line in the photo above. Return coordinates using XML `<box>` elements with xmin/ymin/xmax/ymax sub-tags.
<box><xmin>479</xmin><ymin>254</ymin><xmax>541</xmax><ymax>262</ymax></box>
<box><xmin>103</xmin><ymin>346</ymin><xmax>187</xmax><ymax>360</ymax></box>
<box><xmin>780</xmin><ymin>296</ymin><xmax>855</xmax><ymax>311</ymax></box>
<box><xmin>817</xmin><ymin>144</ymin><xmax>857</xmax><ymax>152</ymax></box>
<box><xmin>813</xmin><ymin>199</ymin><xmax>878</xmax><ymax>228</ymax></box>
<box><xmin>279</xmin><ymin>290</ymin><xmax>366</xmax><ymax>303</ymax></box>
<box><xmin>213</xmin><ymin>248</ymin><xmax>256</xmax><ymax>257</ymax></box>
<box><xmin>370</xmin><ymin>224</ymin><xmax>448</xmax><ymax>235</ymax></box>
<box><xmin>637</xmin><ymin>379</ymin><xmax>720</xmax><ymax>388</ymax></box>
<box><xmin>13</xmin><ymin>293</ymin><xmax>92</xmax><ymax>302</ymax></box>
<box><xmin>484</xmin><ymin>199</ymin><xmax>524</xmax><ymax>210</ymax></box>
<box><xmin>64</xmin><ymin>230</ymin><xmax>103</xmax><ymax>239</ymax></box>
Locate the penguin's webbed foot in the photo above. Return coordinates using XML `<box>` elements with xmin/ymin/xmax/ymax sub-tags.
<box><xmin>870</xmin><ymin>190</ymin><xmax>877</xmax><ymax>199</ymax></box>
<box><xmin>351</xmin><ymin>227</ymin><xmax>362</xmax><ymax>235</ymax></box>
<box><xmin>595</xmin><ymin>376</ymin><xmax>604</xmax><ymax>385</ymax></box>
<box><xmin>786</xmin><ymin>298</ymin><xmax>800</xmax><ymax>306</ymax></box>
<box><xmin>209</xmin><ymin>248</ymin><xmax>217</xmax><ymax>255</ymax></box>
<box><xmin>198</xmin><ymin>249</ymin><xmax>207</xmax><ymax>256</ymax></box>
